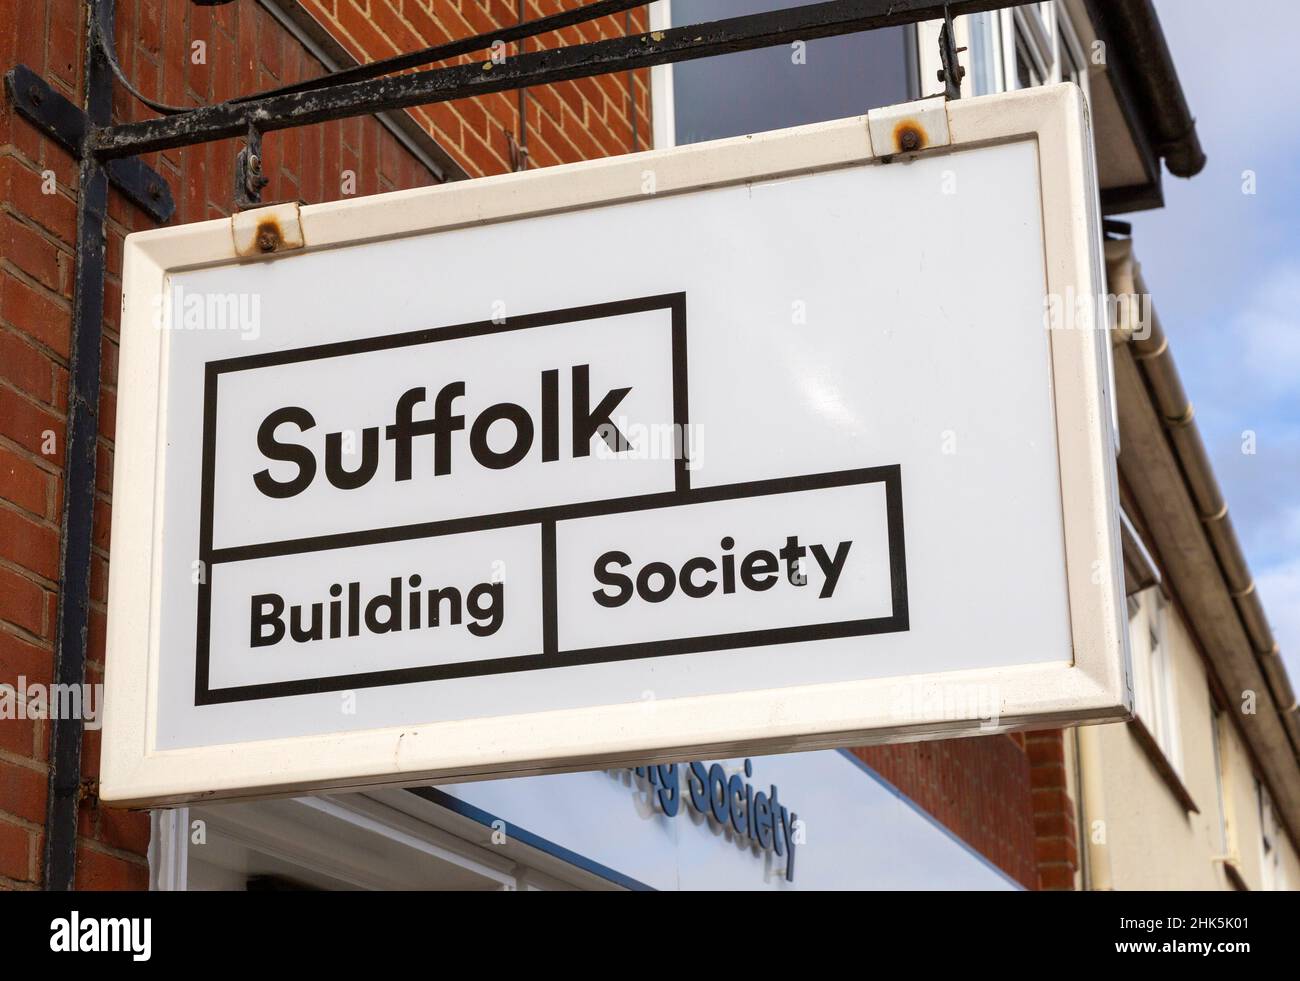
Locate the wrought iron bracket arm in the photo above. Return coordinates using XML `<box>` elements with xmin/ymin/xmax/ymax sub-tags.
<box><xmin>3</xmin><ymin>63</ymin><xmax>175</xmax><ymax>223</ymax></box>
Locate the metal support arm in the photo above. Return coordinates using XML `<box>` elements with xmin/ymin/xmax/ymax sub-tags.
<box><xmin>92</xmin><ymin>0</ymin><xmax>1015</xmax><ymax>161</ymax></box>
<box><xmin>4</xmin><ymin>64</ymin><xmax>174</xmax><ymax>223</ymax></box>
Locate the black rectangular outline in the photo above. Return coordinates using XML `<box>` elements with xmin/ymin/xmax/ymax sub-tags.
<box><xmin>195</xmin><ymin>293</ymin><xmax>689</xmax><ymax>703</ymax></box>
<box><xmin>193</xmin><ymin>466</ymin><xmax>907</xmax><ymax>705</ymax></box>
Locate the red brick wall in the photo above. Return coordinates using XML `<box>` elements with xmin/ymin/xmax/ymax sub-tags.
<box><xmin>1026</xmin><ymin>729</ymin><xmax>1080</xmax><ymax>889</ymax></box>
<box><xmin>300</xmin><ymin>0</ymin><xmax>653</xmax><ymax>176</ymax></box>
<box><xmin>853</xmin><ymin>734</ymin><xmax>1042</xmax><ymax>889</ymax></box>
<box><xmin>0</xmin><ymin>0</ymin><xmax>447</xmax><ymax>891</ymax></box>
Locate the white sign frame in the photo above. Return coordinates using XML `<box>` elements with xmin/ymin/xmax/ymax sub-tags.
<box><xmin>103</xmin><ymin>84</ymin><xmax>1130</xmax><ymax>807</ymax></box>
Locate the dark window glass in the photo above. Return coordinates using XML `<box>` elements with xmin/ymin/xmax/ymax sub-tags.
<box><xmin>671</xmin><ymin>0</ymin><xmax>914</xmax><ymax>145</ymax></box>
<box><xmin>1014</xmin><ymin>26</ymin><xmax>1041</xmax><ymax>89</ymax></box>
<box><xmin>1059</xmin><ymin>27</ymin><xmax>1082</xmax><ymax>84</ymax></box>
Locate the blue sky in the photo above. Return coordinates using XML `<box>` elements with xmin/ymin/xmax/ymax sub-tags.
<box><xmin>1134</xmin><ymin>0</ymin><xmax>1300</xmax><ymax>681</ymax></box>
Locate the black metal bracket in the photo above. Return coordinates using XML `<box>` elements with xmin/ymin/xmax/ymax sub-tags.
<box><xmin>90</xmin><ymin>0</ymin><xmax>1026</xmax><ymax>162</ymax></box>
<box><xmin>3</xmin><ymin>64</ymin><xmax>174</xmax><ymax>223</ymax></box>
<box><xmin>937</xmin><ymin>5</ymin><xmax>967</xmax><ymax>100</ymax></box>
<box><xmin>234</xmin><ymin>122</ymin><xmax>270</xmax><ymax>210</ymax></box>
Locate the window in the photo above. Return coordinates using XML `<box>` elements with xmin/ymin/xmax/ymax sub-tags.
<box><xmin>1011</xmin><ymin>6</ymin><xmax>1051</xmax><ymax>90</ymax></box>
<box><xmin>1059</xmin><ymin>25</ymin><xmax>1083</xmax><ymax>84</ymax></box>
<box><xmin>1055</xmin><ymin>10</ymin><xmax>1091</xmax><ymax>102</ymax></box>
<box><xmin>1209</xmin><ymin>699</ymin><xmax>1228</xmax><ymax>853</ymax></box>
<box><xmin>1127</xmin><ymin>586</ymin><xmax>1183</xmax><ymax>775</ymax></box>
<box><xmin>965</xmin><ymin>12</ymin><xmax>1004</xmax><ymax>96</ymax></box>
<box><xmin>654</xmin><ymin>0</ymin><xmax>915</xmax><ymax>147</ymax></box>
<box><xmin>1258</xmin><ymin>781</ymin><xmax>1288</xmax><ymax>890</ymax></box>
<box><xmin>1014</xmin><ymin>22</ymin><xmax>1045</xmax><ymax>89</ymax></box>
<box><xmin>950</xmin><ymin>2</ymin><xmax>1090</xmax><ymax>103</ymax></box>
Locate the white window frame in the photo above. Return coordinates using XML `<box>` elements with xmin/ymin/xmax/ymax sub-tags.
<box><xmin>649</xmin><ymin>0</ymin><xmax>925</xmax><ymax>149</ymax></box>
<box><xmin>1258</xmin><ymin>782</ymin><xmax>1287</xmax><ymax>891</ymax></box>
<box><xmin>922</xmin><ymin>2</ymin><xmax>1090</xmax><ymax>104</ymax></box>
<box><xmin>1209</xmin><ymin>698</ymin><xmax>1229</xmax><ymax>854</ymax></box>
<box><xmin>963</xmin><ymin>10</ymin><xmax>1006</xmax><ymax>96</ymax></box>
<box><xmin>652</xmin><ymin>2</ymin><xmax>1094</xmax><ymax>145</ymax></box>
<box><xmin>1127</xmin><ymin>586</ymin><xmax>1184</xmax><ymax>777</ymax></box>
<box><xmin>1054</xmin><ymin>6</ymin><xmax>1092</xmax><ymax>102</ymax></box>
<box><xmin>655</xmin><ymin>0</ymin><xmax>1094</xmax><ymax>130</ymax></box>
<box><xmin>649</xmin><ymin>0</ymin><xmax>677</xmax><ymax>149</ymax></box>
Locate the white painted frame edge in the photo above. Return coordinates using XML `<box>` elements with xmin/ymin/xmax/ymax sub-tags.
<box><xmin>102</xmin><ymin>84</ymin><xmax>1131</xmax><ymax>808</ymax></box>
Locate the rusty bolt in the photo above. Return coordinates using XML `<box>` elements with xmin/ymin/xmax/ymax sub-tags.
<box><xmin>256</xmin><ymin>224</ymin><xmax>280</xmax><ymax>253</ymax></box>
<box><xmin>899</xmin><ymin>128</ymin><xmax>921</xmax><ymax>153</ymax></box>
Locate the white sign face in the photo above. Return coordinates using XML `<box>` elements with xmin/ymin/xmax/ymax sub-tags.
<box><xmin>103</xmin><ymin>86</ymin><xmax>1130</xmax><ymax>806</ymax></box>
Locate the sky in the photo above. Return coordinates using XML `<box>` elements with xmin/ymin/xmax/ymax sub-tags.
<box><xmin>1133</xmin><ymin>0</ymin><xmax>1300</xmax><ymax>682</ymax></box>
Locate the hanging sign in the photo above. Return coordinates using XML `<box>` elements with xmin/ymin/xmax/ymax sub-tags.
<box><xmin>103</xmin><ymin>85</ymin><xmax>1129</xmax><ymax>806</ymax></box>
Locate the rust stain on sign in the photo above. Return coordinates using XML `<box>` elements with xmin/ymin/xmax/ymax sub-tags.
<box><xmin>232</xmin><ymin>201</ymin><xmax>305</xmax><ymax>257</ymax></box>
<box><xmin>254</xmin><ymin>219</ymin><xmax>283</xmax><ymax>254</ymax></box>
<box><xmin>892</xmin><ymin>120</ymin><xmax>927</xmax><ymax>154</ymax></box>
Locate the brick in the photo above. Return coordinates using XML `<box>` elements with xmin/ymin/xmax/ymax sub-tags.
<box><xmin>0</xmin><ymin>709</ymin><xmax>35</xmax><ymax>758</ymax></box>
<box><xmin>455</xmin><ymin>97</ymin><xmax>489</xmax><ymax>143</ymax></box>
<box><xmin>84</xmin><ymin>499</ymin><xmax>110</xmax><ymax>559</ymax></box>
<box><xmin>0</xmin><ymin>817</ymin><xmax>34</xmax><ymax>882</ymax></box>
<box><xmin>211</xmin><ymin>21</ymin><xmax>236</xmax><ymax>102</ymax></box>
<box><xmin>88</xmin><ymin>553</ymin><xmax>108</xmax><ymax>608</ymax></box>
<box><xmin>3</xmin><ymin>159</ymin><xmax>78</xmax><ymax>246</ymax></box>
<box><xmin>161</xmin><ymin>4</ymin><xmax>187</xmax><ymax>112</ymax></box>
<box><xmin>369</xmin><ymin>0</ymin><xmax>422</xmax><ymax>54</ymax></box>
<box><xmin>1038</xmin><ymin>863</ymin><xmax>1075</xmax><ymax>890</ymax></box>
<box><xmin>0</xmin><ymin>330</ymin><xmax>54</xmax><ymax>405</ymax></box>
<box><xmin>1</xmin><ymin>215</ymin><xmax>63</xmax><ymax>294</ymax></box>
<box><xmin>11</xmin><ymin>1</ymin><xmax>48</xmax><ymax>76</ymax></box>
<box><xmin>0</xmin><ymin>271</ymin><xmax>71</xmax><ymax>360</ymax></box>
<box><xmin>132</xmin><ymin>51</ymin><xmax>161</xmax><ymax>105</ymax></box>
<box><xmin>99</xmin><ymin>335</ymin><xmax>118</xmax><ymax>389</ymax></box>
<box><xmin>97</xmin><ymin>387</ymin><xmax>116</xmax><ymax>445</ymax></box>
<box><xmin>138</xmin><ymin>0</ymin><xmax>163</xmax><ymax>56</ymax></box>
<box><xmin>95</xmin><ymin>807</ymin><xmax>151</xmax><ymax>856</ymax></box>
<box><xmin>0</xmin><ymin>505</ymin><xmax>59</xmax><ymax>582</ymax></box>
<box><xmin>1031</xmin><ymin>786</ymin><xmax>1072</xmax><ymax>813</ymax></box>
<box><xmin>0</xmin><ymin>562</ymin><xmax>46</xmax><ymax>636</ymax></box>
<box><xmin>0</xmin><ymin>443</ymin><xmax>51</xmax><ymax>518</ymax></box>
<box><xmin>1035</xmin><ymin>836</ymin><xmax>1078</xmax><ymax>865</ymax></box>
<box><xmin>0</xmin><ymin>625</ymin><xmax>53</xmax><ymax>687</ymax></box>
<box><xmin>0</xmin><ymin>384</ymin><xmax>64</xmax><ymax>460</ymax></box>
<box><xmin>75</xmin><ymin>844</ymin><xmax>149</xmax><ymax>891</ymax></box>
<box><xmin>1026</xmin><ymin>733</ymin><xmax>1065</xmax><ymax>765</ymax></box>
<box><xmin>0</xmin><ymin>759</ymin><xmax>47</xmax><ymax>825</ymax></box>
<box><xmin>80</xmin><ymin>726</ymin><xmax>101</xmax><ymax>781</ymax></box>
<box><xmin>95</xmin><ymin>441</ymin><xmax>113</xmax><ymax>497</ymax></box>
<box><xmin>336</xmin><ymin>1</ymin><xmax>401</xmax><ymax>60</ymax></box>
<box><xmin>257</xmin><ymin>7</ymin><xmax>285</xmax><ymax>80</ymax></box>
